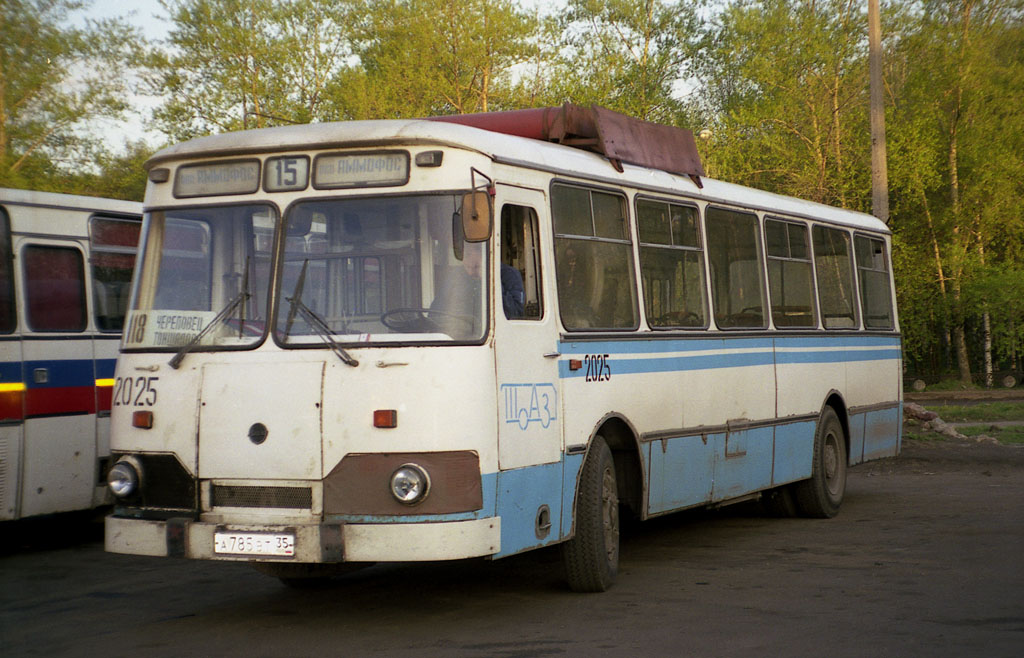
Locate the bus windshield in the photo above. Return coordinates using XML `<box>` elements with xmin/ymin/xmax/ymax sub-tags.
<box><xmin>275</xmin><ymin>194</ymin><xmax>486</xmax><ymax>345</ymax></box>
<box><xmin>124</xmin><ymin>204</ymin><xmax>274</xmax><ymax>350</ymax></box>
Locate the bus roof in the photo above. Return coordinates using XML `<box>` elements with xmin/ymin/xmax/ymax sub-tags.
<box><xmin>147</xmin><ymin>119</ymin><xmax>889</xmax><ymax>235</ymax></box>
<box><xmin>0</xmin><ymin>187</ymin><xmax>141</xmax><ymax>216</ymax></box>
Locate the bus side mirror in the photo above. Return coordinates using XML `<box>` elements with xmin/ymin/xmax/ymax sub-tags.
<box><xmin>461</xmin><ymin>190</ymin><xmax>492</xmax><ymax>242</ymax></box>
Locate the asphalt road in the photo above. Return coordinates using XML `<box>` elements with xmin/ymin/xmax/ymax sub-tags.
<box><xmin>1</xmin><ymin>436</ymin><xmax>1022</xmax><ymax>658</ymax></box>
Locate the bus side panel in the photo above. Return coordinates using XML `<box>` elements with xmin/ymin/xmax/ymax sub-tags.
<box><xmin>774</xmin><ymin>336</ymin><xmax>846</xmax><ymax>423</ymax></box>
<box><xmin>861</xmin><ymin>406</ymin><xmax>901</xmax><ymax>460</ymax></box>
<box><xmin>0</xmin><ymin>425</ymin><xmax>21</xmax><ymax>520</ymax></box>
<box><xmin>20</xmin><ymin>344</ymin><xmax>97</xmax><ymax>517</ymax></box>
<box><xmin>20</xmin><ymin>416</ymin><xmax>95</xmax><ymax>517</ymax></box>
<box><xmin>0</xmin><ymin>340</ymin><xmax>24</xmax><ymax>520</ymax></box>
<box><xmin>772</xmin><ymin>420</ymin><xmax>815</xmax><ymax>485</ymax></box>
<box><xmin>847</xmin><ymin>413</ymin><xmax>867</xmax><ymax>465</ymax></box>
<box><xmin>559</xmin><ymin>452</ymin><xmax>584</xmax><ymax>539</ymax></box>
<box><xmin>493</xmin><ymin>460</ymin><xmax>563</xmax><ymax>558</ymax></box>
<box><xmin>647</xmin><ymin>434</ymin><xmax>715</xmax><ymax>515</ymax></box>
<box><xmin>711</xmin><ymin>426</ymin><xmax>773</xmax><ymax>501</ymax></box>
<box><xmin>92</xmin><ymin>340</ymin><xmax>118</xmax><ymax>508</ymax></box>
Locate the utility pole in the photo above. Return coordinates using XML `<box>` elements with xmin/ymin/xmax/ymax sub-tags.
<box><xmin>869</xmin><ymin>0</ymin><xmax>889</xmax><ymax>224</ymax></box>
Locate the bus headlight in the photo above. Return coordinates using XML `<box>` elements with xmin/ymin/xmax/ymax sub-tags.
<box><xmin>390</xmin><ymin>463</ymin><xmax>430</xmax><ymax>505</ymax></box>
<box><xmin>107</xmin><ymin>458</ymin><xmax>142</xmax><ymax>498</ymax></box>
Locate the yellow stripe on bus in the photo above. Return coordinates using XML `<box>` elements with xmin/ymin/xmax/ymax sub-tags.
<box><xmin>95</xmin><ymin>379</ymin><xmax>115</xmax><ymax>388</ymax></box>
<box><xmin>0</xmin><ymin>382</ymin><xmax>26</xmax><ymax>393</ymax></box>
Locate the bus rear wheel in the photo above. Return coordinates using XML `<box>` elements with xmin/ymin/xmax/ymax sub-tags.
<box><xmin>794</xmin><ymin>407</ymin><xmax>847</xmax><ymax>518</ymax></box>
<box><xmin>562</xmin><ymin>434</ymin><xmax>619</xmax><ymax>592</ymax></box>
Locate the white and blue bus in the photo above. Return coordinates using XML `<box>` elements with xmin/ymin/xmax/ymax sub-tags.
<box><xmin>0</xmin><ymin>188</ymin><xmax>141</xmax><ymax>521</ymax></box>
<box><xmin>104</xmin><ymin>105</ymin><xmax>901</xmax><ymax>591</ymax></box>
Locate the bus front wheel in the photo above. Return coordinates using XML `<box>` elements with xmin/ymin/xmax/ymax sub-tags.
<box><xmin>794</xmin><ymin>407</ymin><xmax>847</xmax><ymax>518</ymax></box>
<box><xmin>562</xmin><ymin>434</ymin><xmax>619</xmax><ymax>592</ymax></box>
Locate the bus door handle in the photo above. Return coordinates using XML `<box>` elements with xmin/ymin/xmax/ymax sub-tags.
<box><xmin>543</xmin><ymin>352</ymin><xmax>561</xmax><ymax>359</ymax></box>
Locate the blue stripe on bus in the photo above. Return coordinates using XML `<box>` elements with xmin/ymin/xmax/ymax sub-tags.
<box><xmin>0</xmin><ymin>358</ymin><xmax>116</xmax><ymax>388</ymax></box>
<box><xmin>558</xmin><ymin>334</ymin><xmax>899</xmax><ymax>355</ymax></box>
<box><xmin>774</xmin><ymin>348</ymin><xmax>900</xmax><ymax>364</ymax></box>
<box><xmin>23</xmin><ymin>359</ymin><xmax>96</xmax><ymax>388</ymax></box>
<box><xmin>0</xmin><ymin>361</ymin><xmax>21</xmax><ymax>382</ymax></box>
<box><xmin>559</xmin><ymin>350</ymin><xmax>899</xmax><ymax>378</ymax></box>
<box><xmin>95</xmin><ymin>358</ymin><xmax>116</xmax><ymax>379</ymax></box>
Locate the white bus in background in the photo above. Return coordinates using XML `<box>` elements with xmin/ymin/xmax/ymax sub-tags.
<box><xmin>0</xmin><ymin>188</ymin><xmax>142</xmax><ymax>521</ymax></box>
<box><xmin>104</xmin><ymin>105</ymin><xmax>901</xmax><ymax>591</ymax></box>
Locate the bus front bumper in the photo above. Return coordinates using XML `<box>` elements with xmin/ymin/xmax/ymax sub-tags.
<box><xmin>105</xmin><ymin>515</ymin><xmax>501</xmax><ymax>562</ymax></box>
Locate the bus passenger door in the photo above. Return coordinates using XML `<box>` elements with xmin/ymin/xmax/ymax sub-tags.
<box><xmin>0</xmin><ymin>207</ymin><xmax>21</xmax><ymax>520</ymax></box>
<box><xmin>17</xmin><ymin>239</ymin><xmax>97</xmax><ymax>518</ymax></box>
<box><xmin>493</xmin><ymin>186</ymin><xmax>562</xmax><ymax>557</ymax></box>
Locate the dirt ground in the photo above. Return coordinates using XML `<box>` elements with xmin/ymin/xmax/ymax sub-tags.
<box><xmin>871</xmin><ymin>431</ymin><xmax>1024</xmax><ymax>476</ymax></box>
<box><xmin>1</xmin><ymin>419</ymin><xmax>1022</xmax><ymax>657</ymax></box>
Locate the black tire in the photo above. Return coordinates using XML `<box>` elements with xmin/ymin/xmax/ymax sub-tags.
<box><xmin>794</xmin><ymin>407</ymin><xmax>847</xmax><ymax>518</ymax></box>
<box><xmin>562</xmin><ymin>435</ymin><xmax>619</xmax><ymax>592</ymax></box>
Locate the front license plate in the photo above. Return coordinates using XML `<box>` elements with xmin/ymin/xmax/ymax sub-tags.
<box><xmin>214</xmin><ymin>531</ymin><xmax>295</xmax><ymax>557</ymax></box>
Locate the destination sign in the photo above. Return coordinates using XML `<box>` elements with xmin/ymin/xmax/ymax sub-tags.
<box><xmin>314</xmin><ymin>152</ymin><xmax>409</xmax><ymax>188</ymax></box>
<box><xmin>123</xmin><ymin>310</ymin><xmax>218</xmax><ymax>348</ymax></box>
<box><xmin>174</xmin><ymin>160</ymin><xmax>261</xmax><ymax>197</ymax></box>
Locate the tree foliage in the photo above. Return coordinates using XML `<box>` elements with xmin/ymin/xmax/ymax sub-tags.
<box><xmin>692</xmin><ymin>0</ymin><xmax>871</xmax><ymax>205</ymax></box>
<box><xmin>550</xmin><ymin>0</ymin><xmax>703</xmax><ymax>124</ymax></box>
<box><xmin>148</xmin><ymin>0</ymin><xmax>360</xmax><ymax>141</ymax></box>
<box><xmin>347</xmin><ymin>0</ymin><xmax>541</xmax><ymax>118</ymax></box>
<box><xmin>0</xmin><ymin>0</ymin><xmax>140</xmax><ymax>188</ymax></box>
<box><xmin>9</xmin><ymin>0</ymin><xmax>1024</xmax><ymax>383</ymax></box>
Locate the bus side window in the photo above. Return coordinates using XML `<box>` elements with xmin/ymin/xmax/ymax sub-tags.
<box><xmin>552</xmin><ymin>184</ymin><xmax>638</xmax><ymax>330</ymax></box>
<box><xmin>23</xmin><ymin>245</ymin><xmax>87</xmax><ymax>332</ymax></box>
<box><xmin>706</xmin><ymin>207</ymin><xmax>767</xmax><ymax>329</ymax></box>
<box><xmin>636</xmin><ymin>198</ymin><xmax>707</xmax><ymax>329</ymax></box>
<box><xmin>90</xmin><ymin>216</ymin><xmax>141</xmax><ymax>332</ymax></box>
<box><xmin>765</xmin><ymin>218</ymin><xmax>817</xmax><ymax>328</ymax></box>
<box><xmin>0</xmin><ymin>209</ymin><xmax>14</xmax><ymax>333</ymax></box>
<box><xmin>855</xmin><ymin>235</ymin><xmax>894</xmax><ymax>329</ymax></box>
<box><xmin>812</xmin><ymin>225</ymin><xmax>858</xmax><ymax>329</ymax></box>
<box><xmin>500</xmin><ymin>205</ymin><xmax>542</xmax><ymax>320</ymax></box>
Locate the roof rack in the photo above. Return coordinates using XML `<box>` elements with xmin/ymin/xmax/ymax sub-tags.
<box><xmin>426</xmin><ymin>103</ymin><xmax>705</xmax><ymax>188</ymax></box>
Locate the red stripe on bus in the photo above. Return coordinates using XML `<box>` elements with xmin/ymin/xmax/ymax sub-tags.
<box><xmin>24</xmin><ymin>386</ymin><xmax>97</xmax><ymax>417</ymax></box>
<box><xmin>0</xmin><ymin>390</ymin><xmax>24</xmax><ymax>421</ymax></box>
<box><xmin>96</xmin><ymin>385</ymin><xmax>113</xmax><ymax>413</ymax></box>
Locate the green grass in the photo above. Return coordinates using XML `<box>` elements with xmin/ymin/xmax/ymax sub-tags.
<box><xmin>957</xmin><ymin>424</ymin><xmax>1024</xmax><ymax>444</ymax></box>
<box><xmin>902</xmin><ymin>427</ymin><xmax>944</xmax><ymax>442</ymax></box>
<box><xmin>926</xmin><ymin>402</ymin><xmax>1024</xmax><ymax>422</ymax></box>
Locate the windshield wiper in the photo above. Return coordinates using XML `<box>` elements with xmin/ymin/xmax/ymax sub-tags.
<box><xmin>283</xmin><ymin>259</ymin><xmax>359</xmax><ymax>367</ymax></box>
<box><xmin>283</xmin><ymin>259</ymin><xmax>308</xmax><ymax>337</ymax></box>
<box><xmin>168</xmin><ymin>290</ymin><xmax>249</xmax><ymax>370</ymax></box>
<box><xmin>285</xmin><ymin>296</ymin><xmax>360</xmax><ymax>367</ymax></box>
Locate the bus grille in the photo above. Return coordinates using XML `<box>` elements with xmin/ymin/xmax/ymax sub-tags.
<box><xmin>211</xmin><ymin>485</ymin><xmax>312</xmax><ymax>510</ymax></box>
